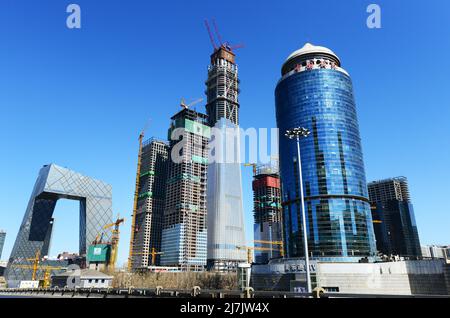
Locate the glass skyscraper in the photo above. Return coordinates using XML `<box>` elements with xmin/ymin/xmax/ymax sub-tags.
<box><xmin>275</xmin><ymin>43</ymin><xmax>376</xmax><ymax>261</ymax></box>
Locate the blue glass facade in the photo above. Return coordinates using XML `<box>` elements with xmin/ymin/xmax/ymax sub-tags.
<box><xmin>275</xmin><ymin>45</ymin><xmax>376</xmax><ymax>260</ymax></box>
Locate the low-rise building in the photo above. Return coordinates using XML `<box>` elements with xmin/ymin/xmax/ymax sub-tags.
<box><xmin>421</xmin><ymin>245</ymin><xmax>450</xmax><ymax>259</ymax></box>
<box><xmin>251</xmin><ymin>258</ymin><xmax>450</xmax><ymax>295</ymax></box>
<box><xmin>51</xmin><ymin>269</ymin><xmax>113</xmax><ymax>288</ymax></box>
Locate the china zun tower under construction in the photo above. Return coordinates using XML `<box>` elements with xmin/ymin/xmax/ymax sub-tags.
<box><xmin>205</xmin><ymin>44</ymin><xmax>247</xmax><ymax>271</ymax></box>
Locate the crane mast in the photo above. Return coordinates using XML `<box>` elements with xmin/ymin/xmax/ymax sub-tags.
<box><xmin>128</xmin><ymin>131</ymin><xmax>145</xmax><ymax>272</ymax></box>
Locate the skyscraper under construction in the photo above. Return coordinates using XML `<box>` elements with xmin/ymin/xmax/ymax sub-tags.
<box><xmin>160</xmin><ymin>107</ymin><xmax>210</xmax><ymax>270</ymax></box>
<box><xmin>130</xmin><ymin>138</ymin><xmax>169</xmax><ymax>270</ymax></box>
<box><xmin>205</xmin><ymin>45</ymin><xmax>240</xmax><ymax>126</ymax></box>
<box><xmin>368</xmin><ymin>177</ymin><xmax>422</xmax><ymax>258</ymax></box>
<box><xmin>252</xmin><ymin>164</ymin><xmax>283</xmax><ymax>264</ymax></box>
<box><xmin>204</xmin><ymin>34</ymin><xmax>246</xmax><ymax>270</ymax></box>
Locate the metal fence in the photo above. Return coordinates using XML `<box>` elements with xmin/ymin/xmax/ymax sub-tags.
<box><xmin>0</xmin><ymin>287</ymin><xmax>449</xmax><ymax>298</ymax></box>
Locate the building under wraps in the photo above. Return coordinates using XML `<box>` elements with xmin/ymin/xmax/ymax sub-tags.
<box><xmin>130</xmin><ymin>138</ymin><xmax>169</xmax><ymax>269</ymax></box>
<box><xmin>205</xmin><ymin>45</ymin><xmax>247</xmax><ymax>271</ymax></box>
<box><xmin>160</xmin><ymin>108</ymin><xmax>210</xmax><ymax>270</ymax></box>
<box><xmin>252</xmin><ymin>164</ymin><xmax>283</xmax><ymax>264</ymax></box>
<box><xmin>207</xmin><ymin>118</ymin><xmax>247</xmax><ymax>271</ymax></box>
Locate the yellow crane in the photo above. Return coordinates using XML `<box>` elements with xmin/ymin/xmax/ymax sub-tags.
<box><xmin>237</xmin><ymin>240</ymin><xmax>285</xmax><ymax>263</ymax></box>
<box><xmin>102</xmin><ymin>217</ymin><xmax>125</xmax><ymax>271</ymax></box>
<box><xmin>150</xmin><ymin>247</ymin><xmax>163</xmax><ymax>266</ymax></box>
<box><xmin>129</xmin><ymin>247</ymin><xmax>164</xmax><ymax>267</ymax></box>
<box><xmin>93</xmin><ymin>217</ymin><xmax>125</xmax><ymax>269</ymax></box>
<box><xmin>236</xmin><ymin>246</ymin><xmax>276</xmax><ymax>264</ymax></box>
<box><xmin>244</xmin><ymin>163</ymin><xmax>257</xmax><ymax>176</ymax></box>
<box><xmin>253</xmin><ymin>240</ymin><xmax>284</xmax><ymax>258</ymax></box>
<box><xmin>11</xmin><ymin>264</ymin><xmax>65</xmax><ymax>288</ymax></box>
<box><xmin>9</xmin><ymin>250</ymin><xmax>65</xmax><ymax>288</ymax></box>
<box><xmin>28</xmin><ymin>250</ymin><xmax>41</xmax><ymax>281</ymax></box>
<box><xmin>128</xmin><ymin>120</ymin><xmax>151</xmax><ymax>272</ymax></box>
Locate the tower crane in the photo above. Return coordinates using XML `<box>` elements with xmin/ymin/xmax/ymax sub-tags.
<box><xmin>150</xmin><ymin>247</ymin><xmax>164</xmax><ymax>266</ymax></box>
<box><xmin>244</xmin><ymin>163</ymin><xmax>257</xmax><ymax>176</ymax></box>
<box><xmin>204</xmin><ymin>19</ymin><xmax>244</xmax><ymax>52</ymax></box>
<box><xmin>9</xmin><ymin>250</ymin><xmax>65</xmax><ymax>288</ymax></box>
<box><xmin>128</xmin><ymin>247</ymin><xmax>164</xmax><ymax>268</ymax></box>
<box><xmin>102</xmin><ymin>217</ymin><xmax>125</xmax><ymax>271</ymax></box>
<box><xmin>236</xmin><ymin>240</ymin><xmax>285</xmax><ymax>264</ymax></box>
<box><xmin>236</xmin><ymin>246</ymin><xmax>280</xmax><ymax>264</ymax></box>
<box><xmin>180</xmin><ymin>97</ymin><xmax>204</xmax><ymax>109</ymax></box>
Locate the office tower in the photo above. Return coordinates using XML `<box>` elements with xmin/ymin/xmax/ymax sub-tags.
<box><xmin>205</xmin><ymin>45</ymin><xmax>246</xmax><ymax>271</ymax></box>
<box><xmin>5</xmin><ymin>164</ymin><xmax>112</xmax><ymax>287</ymax></box>
<box><xmin>160</xmin><ymin>108</ymin><xmax>209</xmax><ymax>270</ymax></box>
<box><xmin>368</xmin><ymin>177</ymin><xmax>422</xmax><ymax>258</ymax></box>
<box><xmin>252</xmin><ymin>164</ymin><xmax>283</xmax><ymax>264</ymax></box>
<box><xmin>130</xmin><ymin>138</ymin><xmax>169</xmax><ymax>269</ymax></box>
<box><xmin>0</xmin><ymin>230</ymin><xmax>5</xmax><ymax>260</ymax></box>
<box><xmin>275</xmin><ymin>43</ymin><xmax>376</xmax><ymax>260</ymax></box>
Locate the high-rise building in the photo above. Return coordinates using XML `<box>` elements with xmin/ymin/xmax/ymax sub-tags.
<box><xmin>275</xmin><ymin>43</ymin><xmax>376</xmax><ymax>261</ymax></box>
<box><xmin>0</xmin><ymin>230</ymin><xmax>6</xmax><ymax>260</ymax></box>
<box><xmin>252</xmin><ymin>164</ymin><xmax>283</xmax><ymax>264</ymax></box>
<box><xmin>368</xmin><ymin>177</ymin><xmax>422</xmax><ymax>258</ymax></box>
<box><xmin>160</xmin><ymin>108</ymin><xmax>209</xmax><ymax>270</ymax></box>
<box><xmin>205</xmin><ymin>45</ymin><xmax>239</xmax><ymax>126</ymax></box>
<box><xmin>130</xmin><ymin>138</ymin><xmax>169</xmax><ymax>269</ymax></box>
<box><xmin>5</xmin><ymin>164</ymin><xmax>112</xmax><ymax>287</ymax></box>
<box><xmin>205</xmin><ymin>45</ymin><xmax>247</xmax><ymax>271</ymax></box>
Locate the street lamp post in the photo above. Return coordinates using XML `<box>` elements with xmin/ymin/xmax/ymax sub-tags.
<box><xmin>285</xmin><ymin>127</ymin><xmax>312</xmax><ymax>294</ymax></box>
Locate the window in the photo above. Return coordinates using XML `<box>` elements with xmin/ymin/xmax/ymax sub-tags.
<box><xmin>324</xmin><ymin>287</ymin><xmax>339</xmax><ymax>292</ymax></box>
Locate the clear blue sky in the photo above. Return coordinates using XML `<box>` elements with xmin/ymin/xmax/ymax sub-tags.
<box><xmin>1</xmin><ymin>0</ymin><xmax>449</xmax><ymax>266</ymax></box>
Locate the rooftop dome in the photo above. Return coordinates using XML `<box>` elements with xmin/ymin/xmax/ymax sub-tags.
<box><xmin>281</xmin><ymin>43</ymin><xmax>341</xmax><ymax>75</ymax></box>
<box><xmin>285</xmin><ymin>43</ymin><xmax>340</xmax><ymax>64</ymax></box>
